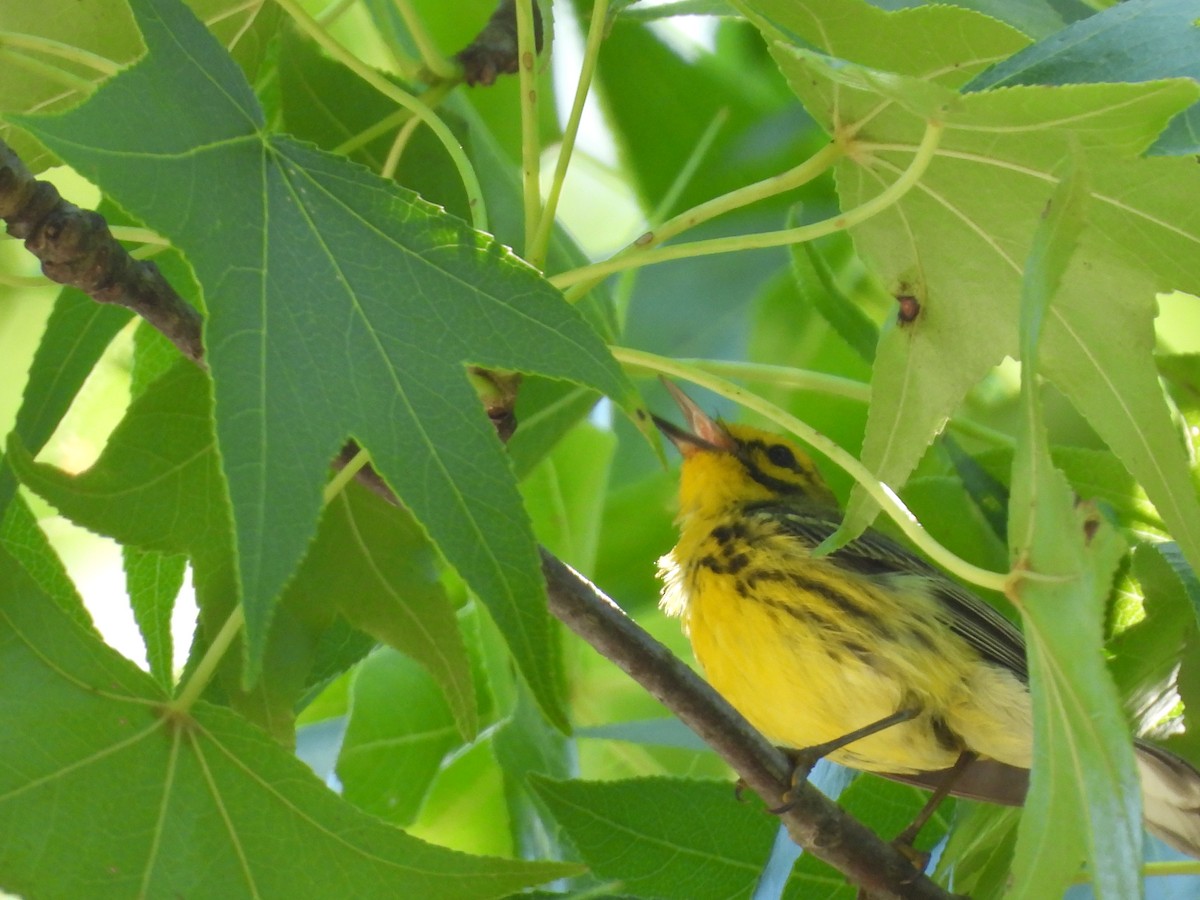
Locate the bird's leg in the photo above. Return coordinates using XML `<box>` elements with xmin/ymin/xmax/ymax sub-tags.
<box><xmin>892</xmin><ymin>750</ymin><xmax>978</xmax><ymax>872</ymax></box>
<box><xmin>769</xmin><ymin>708</ymin><xmax>919</xmax><ymax>814</ymax></box>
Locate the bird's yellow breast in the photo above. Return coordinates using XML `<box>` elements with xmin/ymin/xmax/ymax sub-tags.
<box><xmin>659</xmin><ymin>511</ymin><xmax>1034</xmax><ymax>775</ymax></box>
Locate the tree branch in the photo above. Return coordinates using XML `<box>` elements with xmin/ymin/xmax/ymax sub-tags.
<box><xmin>0</xmin><ymin>138</ymin><xmax>204</xmax><ymax>364</ymax></box>
<box><xmin>541</xmin><ymin>552</ymin><xmax>960</xmax><ymax>900</ymax></box>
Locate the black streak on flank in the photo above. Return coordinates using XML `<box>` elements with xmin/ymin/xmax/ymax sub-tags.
<box><xmin>931</xmin><ymin>715</ymin><xmax>964</xmax><ymax>753</ymax></box>
<box><xmin>711</xmin><ymin>522</ymin><xmax>749</xmax><ymax>546</ymax></box>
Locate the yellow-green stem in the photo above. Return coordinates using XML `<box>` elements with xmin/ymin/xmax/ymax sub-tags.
<box><xmin>1</xmin><ymin>47</ymin><xmax>97</xmax><ymax>93</ymax></box>
<box><xmin>273</xmin><ymin>0</ymin><xmax>488</xmax><ymax>232</ymax></box>
<box><xmin>528</xmin><ymin>0</ymin><xmax>609</xmax><ymax>268</ymax></box>
<box><xmin>630</xmin><ymin>356</ymin><xmax>1014</xmax><ymax>448</ymax></box>
<box><xmin>393</xmin><ymin>0</ymin><xmax>460</xmax><ymax>79</ymax></box>
<box><xmin>170</xmin><ymin>449</ymin><xmax>372</xmax><ymax>711</ymax></box>
<box><xmin>336</xmin><ymin>81</ymin><xmax>453</xmax><ymax>159</ymax></box>
<box><xmin>612</xmin><ymin>345</ymin><xmax>1013</xmax><ymax>593</ymax></box>
<box><xmin>563</xmin><ymin>135</ymin><xmax>840</xmax><ymax>302</ymax></box>
<box><xmin>556</xmin><ymin>119</ymin><xmax>942</xmax><ymax>294</ymax></box>
<box><xmin>0</xmin><ymin>30</ymin><xmax>120</xmax><ymax>75</ymax></box>
<box><xmin>0</xmin><ymin>272</ymin><xmax>50</xmax><ymax>288</ymax></box>
<box><xmin>169</xmin><ymin>604</ymin><xmax>245</xmax><ymax>712</ymax></box>
<box><xmin>1073</xmin><ymin>860</ymin><xmax>1200</xmax><ymax>882</ymax></box>
<box><xmin>334</xmin><ymin>109</ymin><xmax>410</xmax><ymax>156</ymax></box>
<box><xmin>515</xmin><ymin>0</ymin><xmax>542</xmax><ymax>259</ymax></box>
<box><xmin>315</xmin><ymin>0</ymin><xmax>358</xmax><ymax>26</ymax></box>
<box><xmin>110</xmin><ymin>226</ymin><xmax>169</xmax><ymax>247</ymax></box>
<box><xmin>323</xmin><ymin>447</ymin><xmax>371</xmax><ymax>504</ymax></box>
<box><xmin>382</xmin><ymin>114</ymin><xmax>424</xmax><ymax>179</ymax></box>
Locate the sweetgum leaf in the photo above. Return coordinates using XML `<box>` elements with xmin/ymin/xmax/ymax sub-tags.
<box><xmin>0</xmin><ymin>289</ymin><xmax>131</xmax><ymax>519</ymax></box>
<box><xmin>1007</xmin><ymin>162</ymin><xmax>1139</xmax><ymax>898</ymax></box>
<box><xmin>15</xmin><ymin>0</ymin><xmax>638</xmax><ymax>728</ymax></box>
<box><xmin>970</xmin><ymin>0</ymin><xmax>1200</xmax><ymax>156</ymax></box>
<box><xmin>739</xmin><ymin>0</ymin><xmax>1200</xmax><ymax>576</ymax></box>
<box><xmin>0</xmin><ymin>544</ymin><xmax>580</xmax><ymax>898</ymax></box>
<box><xmin>10</xmin><ymin>360</ymin><xmax>477</xmax><ymax>742</ymax></box>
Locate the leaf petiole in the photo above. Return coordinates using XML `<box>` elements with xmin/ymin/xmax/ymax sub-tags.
<box><xmin>273</xmin><ymin>0</ymin><xmax>489</xmax><ymax>232</ymax></box>
<box><xmin>515</xmin><ymin>0</ymin><xmax>542</xmax><ymax>260</ymax></box>
<box><xmin>392</xmin><ymin>0</ymin><xmax>461</xmax><ymax>80</ymax></box>
<box><xmin>529</xmin><ymin>0</ymin><xmax>611</xmax><ymax>270</ymax></box>
<box><xmin>554</xmin><ymin>118</ymin><xmax>942</xmax><ymax>295</ymax></box>
<box><xmin>168</xmin><ymin>604</ymin><xmax>245</xmax><ymax>714</ymax></box>
<box><xmin>169</xmin><ymin>448</ymin><xmax>372</xmax><ymax>713</ymax></box>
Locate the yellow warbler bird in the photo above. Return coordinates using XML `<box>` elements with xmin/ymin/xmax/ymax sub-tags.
<box><xmin>654</xmin><ymin>381</ymin><xmax>1200</xmax><ymax>857</ymax></box>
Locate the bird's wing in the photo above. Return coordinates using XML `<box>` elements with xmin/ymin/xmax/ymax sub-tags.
<box><xmin>745</xmin><ymin>502</ymin><xmax>1028</xmax><ymax>680</ymax></box>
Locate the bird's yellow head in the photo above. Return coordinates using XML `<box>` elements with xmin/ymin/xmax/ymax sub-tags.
<box><xmin>653</xmin><ymin>381</ymin><xmax>836</xmax><ymax>520</ymax></box>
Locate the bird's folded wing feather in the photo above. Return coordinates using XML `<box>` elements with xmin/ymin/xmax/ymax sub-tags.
<box><xmin>746</xmin><ymin>503</ymin><xmax>1028</xmax><ymax>680</ymax></box>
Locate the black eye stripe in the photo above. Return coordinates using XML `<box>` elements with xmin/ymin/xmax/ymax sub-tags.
<box><xmin>736</xmin><ymin>438</ymin><xmax>809</xmax><ymax>496</ymax></box>
<box><xmin>743</xmin><ymin>439</ymin><xmax>801</xmax><ymax>473</ymax></box>
<box><xmin>767</xmin><ymin>444</ymin><xmax>797</xmax><ymax>469</ymax></box>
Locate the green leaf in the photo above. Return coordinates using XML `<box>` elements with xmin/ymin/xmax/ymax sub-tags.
<box><xmin>0</xmin><ymin>289</ymin><xmax>131</xmax><ymax>518</ymax></box>
<box><xmin>743</xmin><ymin>0</ymin><xmax>1200</xmax><ymax>577</ymax></box>
<box><xmin>592</xmin><ymin>12</ymin><xmax>812</xmax><ymax>216</ymax></box>
<box><xmin>789</xmin><ymin>231</ymin><xmax>880</xmax><ymax>364</ymax></box>
<box><xmin>186</xmin><ymin>0</ymin><xmax>283</xmax><ymax>84</ymax></box>
<box><xmin>935</xmin><ymin>0</ymin><xmax>1068</xmax><ymax>40</ymax></box>
<box><xmin>0</xmin><ymin>544</ymin><xmax>580</xmax><ymax>898</ymax></box>
<box><xmin>0</xmin><ymin>490</ymin><xmax>89</xmax><ymax>629</ymax></box>
<box><xmin>288</xmin><ymin>485</ymin><xmax>479</xmax><ymax>740</ymax></box>
<box><xmin>531</xmin><ymin>776</ymin><xmax>777</xmax><ymax>899</ymax></box>
<box><xmin>123</xmin><ymin>546</ymin><xmax>186</xmax><ymax>689</ymax></box>
<box><xmin>493</xmin><ymin>688</ymin><xmax>573</xmax><ymax>862</ymax></box>
<box><xmin>576</xmin><ymin>717</ymin><xmax>710</xmax><ymax>752</ymax></box>
<box><xmin>277</xmin><ymin>27</ymin><xmax>470</xmax><ymax>218</ymax></box>
<box><xmin>507</xmin><ymin>380</ymin><xmax>600</xmax><ymax>480</ymax></box>
<box><xmin>934</xmin><ymin>802</ymin><xmax>1020</xmax><ymax>900</ymax></box>
<box><xmin>1007</xmin><ymin>162</ymin><xmax>1140</xmax><ymax>899</ymax></box>
<box><xmin>11</xmin><ymin>359</ymin><xmax>477</xmax><ymax>743</ymax></box>
<box><xmin>740</xmin><ymin>0</ymin><xmax>1030</xmax><ymax>95</ymax></box>
<box><xmin>337</xmin><ymin>647</ymin><xmax>462</xmax><ymax>826</ymax></box>
<box><xmin>1110</xmin><ymin>544</ymin><xmax>1197</xmax><ymax>731</ymax></box>
<box><xmin>17</xmin><ymin>0</ymin><xmax>638</xmax><ymax>729</ymax></box>
<box><xmin>970</xmin><ymin>0</ymin><xmax>1200</xmax><ymax>155</ymax></box>
<box><xmin>0</xmin><ymin>0</ymin><xmax>143</xmax><ymax>171</ymax></box>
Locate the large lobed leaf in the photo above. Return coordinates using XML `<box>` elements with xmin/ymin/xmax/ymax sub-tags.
<box><xmin>9</xmin><ymin>360</ymin><xmax>477</xmax><ymax>743</ymax></box>
<box><xmin>0</xmin><ymin>544</ymin><xmax>579</xmax><ymax>898</ymax></box>
<box><xmin>1006</xmin><ymin>164</ymin><xmax>1139</xmax><ymax>897</ymax></box>
<box><xmin>12</xmin><ymin>0</ymin><xmax>639</xmax><ymax>728</ymax></box>
<box><xmin>737</xmin><ymin>0</ymin><xmax>1200</xmax><ymax>579</ymax></box>
<box><xmin>970</xmin><ymin>0</ymin><xmax>1200</xmax><ymax>156</ymax></box>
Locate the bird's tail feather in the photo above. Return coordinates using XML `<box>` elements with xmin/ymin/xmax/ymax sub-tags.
<box><xmin>1136</xmin><ymin>739</ymin><xmax>1200</xmax><ymax>859</ymax></box>
<box><xmin>880</xmin><ymin>741</ymin><xmax>1200</xmax><ymax>859</ymax></box>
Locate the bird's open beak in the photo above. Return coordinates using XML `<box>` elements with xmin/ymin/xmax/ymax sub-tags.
<box><xmin>652</xmin><ymin>380</ymin><xmax>736</xmax><ymax>456</ymax></box>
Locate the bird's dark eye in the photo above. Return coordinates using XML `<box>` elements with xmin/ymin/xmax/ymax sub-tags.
<box><xmin>766</xmin><ymin>444</ymin><xmax>796</xmax><ymax>469</ymax></box>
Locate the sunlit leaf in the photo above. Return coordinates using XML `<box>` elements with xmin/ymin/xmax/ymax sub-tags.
<box><xmin>971</xmin><ymin>0</ymin><xmax>1200</xmax><ymax>155</ymax></box>
<box><xmin>739</xmin><ymin>0</ymin><xmax>1200</xmax><ymax>579</ymax></box>
<box><xmin>1007</xmin><ymin>161</ymin><xmax>1139</xmax><ymax>898</ymax></box>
